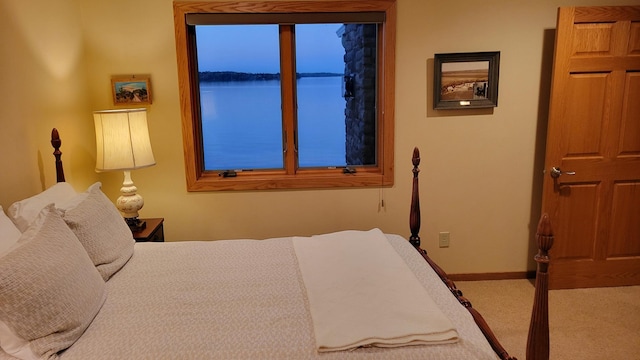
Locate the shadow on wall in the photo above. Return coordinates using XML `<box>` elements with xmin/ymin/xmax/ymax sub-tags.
<box><xmin>527</xmin><ymin>28</ymin><xmax>556</xmax><ymax>270</ymax></box>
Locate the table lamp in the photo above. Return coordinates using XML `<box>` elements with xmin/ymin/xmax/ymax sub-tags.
<box><xmin>94</xmin><ymin>108</ymin><xmax>156</xmax><ymax>231</ymax></box>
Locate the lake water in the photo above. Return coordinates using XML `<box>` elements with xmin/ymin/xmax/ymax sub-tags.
<box><xmin>200</xmin><ymin>77</ymin><xmax>346</xmax><ymax>170</ymax></box>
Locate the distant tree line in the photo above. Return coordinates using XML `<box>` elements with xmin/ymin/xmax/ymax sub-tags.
<box><xmin>199</xmin><ymin>71</ymin><xmax>341</xmax><ymax>82</ymax></box>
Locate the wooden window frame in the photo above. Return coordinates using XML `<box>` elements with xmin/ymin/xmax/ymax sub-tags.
<box><xmin>173</xmin><ymin>0</ymin><xmax>396</xmax><ymax>191</ymax></box>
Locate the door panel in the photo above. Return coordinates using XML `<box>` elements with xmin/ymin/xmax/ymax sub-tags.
<box><xmin>572</xmin><ymin>23</ymin><xmax>615</xmax><ymax>56</ymax></box>
<box><xmin>564</xmin><ymin>74</ymin><xmax>608</xmax><ymax>156</ymax></box>
<box><xmin>542</xmin><ymin>6</ymin><xmax>640</xmax><ymax>289</ymax></box>
<box><xmin>630</xmin><ymin>23</ymin><xmax>640</xmax><ymax>54</ymax></box>
<box><xmin>608</xmin><ymin>182</ymin><xmax>640</xmax><ymax>258</ymax></box>
<box><xmin>555</xmin><ymin>184</ymin><xmax>599</xmax><ymax>261</ymax></box>
<box><xmin>620</xmin><ymin>73</ymin><xmax>640</xmax><ymax>154</ymax></box>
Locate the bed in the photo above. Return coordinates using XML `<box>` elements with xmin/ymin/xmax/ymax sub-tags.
<box><xmin>0</xmin><ymin>129</ymin><xmax>553</xmax><ymax>360</ymax></box>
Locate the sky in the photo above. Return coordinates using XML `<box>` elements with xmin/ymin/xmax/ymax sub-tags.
<box><xmin>195</xmin><ymin>24</ymin><xmax>345</xmax><ymax>73</ymax></box>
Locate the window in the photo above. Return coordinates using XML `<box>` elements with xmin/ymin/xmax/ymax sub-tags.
<box><xmin>173</xmin><ymin>0</ymin><xmax>396</xmax><ymax>191</ymax></box>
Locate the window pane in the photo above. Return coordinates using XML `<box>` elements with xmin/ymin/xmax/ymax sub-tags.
<box><xmin>195</xmin><ymin>25</ymin><xmax>284</xmax><ymax>170</ymax></box>
<box><xmin>296</xmin><ymin>23</ymin><xmax>378</xmax><ymax>168</ymax></box>
<box><xmin>295</xmin><ymin>24</ymin><xmax>346</xmax><ymax>168</ymax></box>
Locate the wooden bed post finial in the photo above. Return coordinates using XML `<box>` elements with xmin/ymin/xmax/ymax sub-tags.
<box><xmin>409</xmin><ymin>147</ymin><xmax>421</xmax><ymax>248</ymax></box>
<box><xmin>526</xmin><ymin>213</ymin><xmax>553</xmax><ymax>360</ymax></box>
<box><xmin>51</xmin><ymin>128</ymin><xmax>65</xmax><ymax>183</ymax></box>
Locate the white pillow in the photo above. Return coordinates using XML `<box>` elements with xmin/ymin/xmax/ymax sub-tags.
<box><xmin>7</xmin><ymin>182</ymin><xmax>77</xmax><ymax>232</ymax></box>
<box><xmin>0</xmin><ymin>205</ymin><xmax>106</xmax><ymax>360</ymax></box>
<box><xmin>60</xmin><ymin>182</ymin><xmax>135</xmax><ymax>281</ymax></box>
<box><xmin>0</xmin><ymin>206</ymin><xmax>21</xmax><ymax>256</ymax></box>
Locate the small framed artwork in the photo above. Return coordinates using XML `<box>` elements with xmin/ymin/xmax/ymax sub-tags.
<box><xmin>111</xmin><ymin>75</ymin><xmax>152</xmax><ymax>105</ymax></box>
<box><xmin>433</xmin><ymin>51</ymin><xmax>500</xmax><ymax>110</ymax></box>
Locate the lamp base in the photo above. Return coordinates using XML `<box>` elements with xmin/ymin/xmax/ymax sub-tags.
<box><xmin>125</xmin><ymin>217</ymin><xmax>146</xmax><ymax>232</ymax></box>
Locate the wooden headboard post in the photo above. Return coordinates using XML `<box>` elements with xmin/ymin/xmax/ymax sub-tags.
<box><xmin>51</xmin><ymin>128</ymin><xmax>65</xmax><ymax>183</ymax></box>
<box><xmin>409</xmin><ymin>147</ymin><xmax>421</xmax><ymax>248</ymax></box>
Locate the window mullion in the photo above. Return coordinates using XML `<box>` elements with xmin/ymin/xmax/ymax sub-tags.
<box><xmin>279</xmin><ymin>25</ymin><xmax>298</xmax><ymax>175</ymax></box>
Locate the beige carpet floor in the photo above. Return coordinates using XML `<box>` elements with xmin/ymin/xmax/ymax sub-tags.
<box><xmin>455</xmin><ymin>280</ymin><xmax>640</xmax><ymax>360</ymax></box>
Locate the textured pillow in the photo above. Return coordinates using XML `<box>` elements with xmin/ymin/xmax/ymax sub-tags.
<box><xmin>0</xmin><ymin>205</ymin><xmax>106</xmax><ymax>360</ymax></box>
<box><xmin>61</xmin><ymin>182</ymin><xmax>134</xmax><ymax>281</ymax></box>
<box><xmin>0</xmin><ymin>206</ymin><xmax>21</xmax><ymax>256</ymax></box>
<box><xmin>7</xmin><ymin>182</ymin><xmax>77</xmax><ymax>232</ymax></box>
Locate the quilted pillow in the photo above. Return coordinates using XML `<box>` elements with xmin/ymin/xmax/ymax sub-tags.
<box><xmin>60</xmin><ymin>182</ymin><xmax>134</xmax><ymax>281</ymax></box>
<box><xmin>6</xmin><ymin>182</ymin><xmax>77</xmax><ymax>232</ymax></box>
<box><xmin>0</xmin><ymin>205</ymin><xmax>106</xmax><ymax>360</ymax></box>
<box><xmin>0</xmin><ymin>206</ymin><xmax>21</xmax><ymax>256</ymax></box>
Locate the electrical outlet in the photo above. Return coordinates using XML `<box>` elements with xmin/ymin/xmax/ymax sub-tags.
<box><xmin>439</xmin><ymin>232</ymin><xmax>450</xmax><ymax>248</ymax></box>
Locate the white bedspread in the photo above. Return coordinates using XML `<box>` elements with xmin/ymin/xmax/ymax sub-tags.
<box><xmin>293</xmin><ymin>229</ymin><xmax>458</xmax><ymax>352</ymax></box>
<box><xmin>0</xmin><ymin>233</ymin><xmax>498</xmax><ymax>360</ymax></box>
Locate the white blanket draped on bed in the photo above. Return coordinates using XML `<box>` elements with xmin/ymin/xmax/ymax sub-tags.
<box><xmin>293</xmin><ymin>229</ymin><xmax>459</xmax><ymax>352</ymax></box>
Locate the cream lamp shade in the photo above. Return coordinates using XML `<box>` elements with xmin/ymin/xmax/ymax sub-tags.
<box><xmin>94</xmin><ymin>108</ymin><xmax>155</xmax><ymax>231</ymax></box>
<box><xmin>94</xmin><ymin>108</ymin><xmax>155</xmax><ymax>171</ymax></box>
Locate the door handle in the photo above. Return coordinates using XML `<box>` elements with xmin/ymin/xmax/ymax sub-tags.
<box><xmin>550</xmin><ymin>167</ymin><xmax>576</xmax><ymax>179</ymax></box>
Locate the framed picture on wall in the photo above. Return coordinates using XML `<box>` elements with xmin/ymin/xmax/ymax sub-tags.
<box><xmin>433</xmin><ymin>51</ymin><xmax>500</xmax><ymax>109</ymax></box>
<box><xmin>111</xmin><ymin>75</ymin><xmax>152</xmax><ymax>105</ymax></box>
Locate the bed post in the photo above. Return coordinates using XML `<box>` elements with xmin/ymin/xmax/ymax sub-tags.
<box><xmin>409</xmin><ymin>147</ymin><xmax>421</xmax><ymax>248</ymax></box>
<box><xmin>526</xmin><ymin>214</ymin><xmax>553</xmax><ymax>360</ymax></box>
<box><xmin>408</xmin><ymin>147</ymin><xmax>515</xmax><ymax>360</ymax></box>
<box><xmin>51</xmin><ymin>128</ymin><xmax>65</xmax><ymax>183</ymax></box>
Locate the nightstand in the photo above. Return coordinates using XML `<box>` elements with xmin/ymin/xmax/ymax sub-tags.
<box><xmin>132</xmin><ymin>218</ymin><xmax>164</xmax><ymax>242</ymax></box>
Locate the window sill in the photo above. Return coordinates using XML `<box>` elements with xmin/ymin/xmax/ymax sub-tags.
<box><xmin>186</xmin><ymin>169</ymin><xmax>393</xmax><ymax>191</ymax></box>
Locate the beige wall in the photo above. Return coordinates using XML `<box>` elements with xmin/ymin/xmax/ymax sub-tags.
<box><xmin>2</xmin><ymin>0</ymin><xmax>637</xmax><ymax>274</ymax></box>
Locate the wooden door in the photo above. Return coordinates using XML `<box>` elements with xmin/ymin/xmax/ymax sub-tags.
<box><xmin>542</xmin><ymin>6</ymin><xmax>640</xmax><ymax>289</ymax></box>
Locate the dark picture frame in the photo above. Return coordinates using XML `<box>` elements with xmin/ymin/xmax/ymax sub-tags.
<box><xmin>433</xmin><ymin>51</ymin><xmax>500</xmax><ymax>109</ymax></box>
<box><xmin>111</xmin><ymin>75</ymin><xmax>152</xmax><ymax>105</ymax></box>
